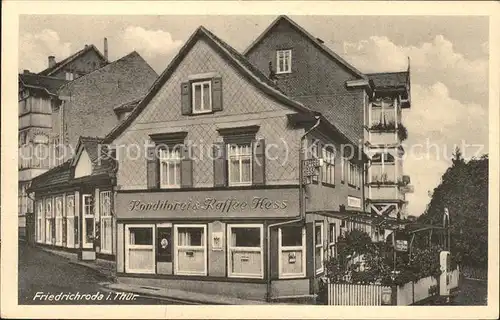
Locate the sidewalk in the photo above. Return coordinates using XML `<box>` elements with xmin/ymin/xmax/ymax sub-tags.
<box><xmin>37</xmin><ymin>245</ymin><xmax>274</xmax><ymax>305</ymax></box>
<box><xmin>38</xmin><ymin>246</ymin><xmax>116</xmax><ymax>282</ymax></box>
<box><xmin>102</xmin><ymin>282</ymin><xmax>272</xmax><ymax>305</ymax></box>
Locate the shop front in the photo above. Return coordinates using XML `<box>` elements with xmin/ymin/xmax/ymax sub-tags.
<box><xmin>114</xmin><ymin>186</ymin><xmax>321</xmax><ymax>301</ymax></box>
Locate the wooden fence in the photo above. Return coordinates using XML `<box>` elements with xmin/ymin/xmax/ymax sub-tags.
<box><xmin>327</xmin><ymin>282</ymin><xmax>390</xmax><ymax>305</ymax></box>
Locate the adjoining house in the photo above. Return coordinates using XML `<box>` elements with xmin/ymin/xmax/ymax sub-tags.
<box><xmin>27</xmin><ymin>50</ymin><xmax>158</xmax><ymax>259</ymax></box>
<box><xmin>18</xmin><ymin>41</ymin><xmax>109</xmax><ymax>241</ymax></box>
<box><xmin>98</xmin><ymin>23</ymin><xmax>371</xmax><ymax>302</ymax></box>
<box><xmin>244</xmin><ymin>15</ymin><xmax>412</xmax><ymax>226</ymax></box>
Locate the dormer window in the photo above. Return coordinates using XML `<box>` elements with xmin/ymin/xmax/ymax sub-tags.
<box><xmin>65</xmin><ymin>72</ymin><xmax>74</xmax><ymax>81</ymax></box>
<box><xmin>276</xmin><ymin>49</ymin><xmax>292</xmax><ymax>74</ymax></box>
<box><xmin>192</xmin><ymin>80</ymin><xmax>212</xmax><ymax>114</ymax></box>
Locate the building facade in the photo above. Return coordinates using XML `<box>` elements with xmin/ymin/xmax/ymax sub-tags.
<box><xmin>101</xmin><ymin>25</ymin><xmax>366</xmax><ymax>301</ymax></box>
<box><xmin>28</xmin><ymin>51</ymin><xmax>158</xmax><ymax>258</ymax></box>
<box><xmin>18</xmin><ymin>43</ymin><xmax>109</xmax><ymax>239</ymax></box>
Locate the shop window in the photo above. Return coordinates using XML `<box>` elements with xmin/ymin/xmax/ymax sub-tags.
<box><xmin>66</xmin><ymin>195</ymin><xmax>76</xmax><ymax>248</ymax></box>
<box><xmin>315</xmin><ymin>223</ymin><xmax>324</xmax><ymax>274</ymax></box>
<box><xmin>322</xmin><ymin>148</ymin><xmax>335</xmax><ymax>185</ymax></box>
<box><xmin>159</xmin><ymin>148</ymin><xmax>181</xmax><ymax>188</ymax></box>
<box><xmin>45</xmin><ymin>198</ymin><xmax>53</xmax><ymax>244</ymax></box>
<box><xmin>55</xmin><ymin>196</ymin><xmax>64</xmax><ymax>246</ymax></box>
<box><xmin>227</xmin><ymin>224</ymin><xmax>263</xmax><ymax>279</ymax></box>
<box><xmin>81</xmin><ymin>194</ymin><xmax>94</xmax><ymax>249</ymax></box>
<box><xmin>278</xmin><ymin>226</ymin><xmax>306</xmax><ymax>278</ymax></box>
<box><xmin>174</xmin><ymin>225</ymin><xmax>207</xmax><ymax>276</ymax></box>
<box><xmin>228</xmin><ymin>144</ymin><xmax>252</xmax><ymax>186</ymax></box>
<box><xmin>276</xmin><ymin>49</ymin><xmax>292</xmax><ymax>74</ymax></box>
<box><xmin>36</xmin><ymin>200</ymin><xmax>44</xmax><ymax>243</ymax></box>
<box><xmin>328</xmin><ymin>223</ymin><xmax>337</xmax><ymax>258</ymax></box>
<box><xmin>100</xmin><ymin>191</ymin><xmax>112</xmax><ymax>254</ymax></box>
<box><xmin>125</xmin><ymin>225</ymin><xmax>155</xmax><ymax>274</ymax></box>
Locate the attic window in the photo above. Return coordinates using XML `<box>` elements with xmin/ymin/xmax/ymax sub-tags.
<box><xmin>276</xmin><ymin>49</ymin><xmax>292</xmax><ymax>74</ymax></box>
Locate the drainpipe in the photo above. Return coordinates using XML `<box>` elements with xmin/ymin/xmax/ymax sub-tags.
<box><xmin>265</xmin><ymin>115</ymin><xmax>321</xmax><ymax>302</ymax></box>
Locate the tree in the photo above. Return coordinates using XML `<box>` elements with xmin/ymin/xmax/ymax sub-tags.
<box><xmin>418</xmin><ymin>151</ymin><xmax>488</xmax><ymax>268</ymax></box>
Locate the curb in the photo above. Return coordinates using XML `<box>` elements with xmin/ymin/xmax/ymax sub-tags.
<box><xmin>69</xmin><ymin>261</ymin><xmax>117</xmax><ymax>283</ymax></box>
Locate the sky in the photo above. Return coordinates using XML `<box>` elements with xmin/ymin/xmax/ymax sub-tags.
<box><xmin>18</xmin><ymin>15</ymin><xmax>490</xmax><ymax>217</ymax></box>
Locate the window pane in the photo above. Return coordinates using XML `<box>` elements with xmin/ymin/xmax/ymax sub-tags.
<box><xmin>231</xmin><ymin>227</ymin><xmax>261</xmax><ymax>247</ymax></box>
<box><xmin>178</xmin><ymin>227</ymin><xmax>204</xmax><ymax>246</ymax></box>
<box><xmin>202</xmin><ymin>83</ymin><xmax>210</xmax><ymax>110</ymax></box>
<box><xmin>229</xmin><ymin>159</ymin><xmax>240</xmax><ymax>183</ymax></box>
<box><xmin>281</xmin><ymin>226</ymin><xmax>303</xmax><ymax>247</ymax></box>
<box><xmin>315</xmin><ymin>247</ymin><xmax>323</xmax><ymax>270</ymax></box>
<box><xmin>168</xmin><ymin>162</ymin><xmax>175</xmax><ymax>185</ymax></box>
<box><xmin>129</xmin><ymin>227</ymin><xmax>152</xmax><ymax>245</ymax></box>
<box><xmin>329</xmin><ymin>224</ymin><xmax>336</xmax><ymax>243</ymax></box>
<box><xmin>194</xmin><ymin>84</ymin><xmax>202</xmax><ymax>111</ymax></box>
<box><xmin>85</xmin><ymin>217</ymin><xmax>94</xmax><ymax>243</ymax></box>
<box><xmin>315</xmin><ymin>225</ymin><xmax>322</xmax><ymax>244</ymax></box>
<box><xmin>241</xmin><ymin>158</ymin><xmax>251</xmax><ymax>182</ymax></box>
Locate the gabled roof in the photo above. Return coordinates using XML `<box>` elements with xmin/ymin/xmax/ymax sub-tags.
<box><xmin>367</xmin><ymin>71</ymin><xmax>409</xmax><ymax>89</ymax></box>
<box><xmin>38</xmin><ymin>44</ymin><xmax>108</xmax><ymax>76</ymax></box>
<box><xmin>58</xmin><ymin>51</ymin><xmax>156</xmax><ymax>95</ymax></box>
<box><xmin>18</xmin><ymin>73</ymin><xmax>69</xmax><ymax>95</ymax></box>
<box><xmin>104</xmin><ymin>25</ymin><xmax>317</xmax><ymax>144</ymax></box>
<box><xmin>243</xmin><ymin>15</ymin><xmax>367</xmax><ymax>80</ymax></box>
<box><xmin>29</xmin><ymin>136</ymin><xmax>116</xmax><ymax>192</ymax></box>
<box><xmin>29</xmin><ymin>160</ymin><xmax>72</xmax><ymax>191</ymax></box>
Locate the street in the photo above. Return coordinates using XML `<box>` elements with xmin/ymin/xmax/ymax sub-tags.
<box><xmin>18</xmin><ymin>241</ymin><xmax>188</xmax><ymax>305</ymax></box>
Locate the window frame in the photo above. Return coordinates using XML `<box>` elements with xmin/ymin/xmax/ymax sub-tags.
<box><xmin>81</xmin><ymin>194</ymin><xmax>94</xmax><ymax>249</ymax></box>
<box><xmin>322</xmin><ymin>148</ymin><xmax>335</xmax><ymax>186</ymax></box>
<box><xmin>55</xmin><ymin>196</ymin><xmax>64</xmax><ymax>246</ymax></box>
<box><xmin>45</xmin><ymin>197</ymin><xmax>53</xmax><ymax>244</ymax></box>
<box><xmin>276</xmin><ymin>49</ymin><xmax>292</xmax><ymax>74</ymax></box>
<box><xmin>100</xmin><ymin>191</ymin><xmax>112</xmax><ymax>254</ymax></box>
<box><xmin>174</xmin><ymin>224</ymin><xmax>208</xmax><ymax>276</ymax></box>
<box><xmin>191</xmin><ymin>80</ymin><xmax>212</xmax><ymax>114</ymax></box>
<box><xmin>278</xmin><ymin>226</ymin><xmax>306</xmax><ymax>279</ymax></box>
<box><xmin>227</xmin><ymin>144</ymin><xmax>253</xmax><ymax>187</ymax></box>
<box><xmin>328</xmin><ymin>223</ymin><xmax>337</xmax><ymax>258</ymax></box>
<box><xmin>227</xmin><ymin>224</ymin><xmax>264</xmax><ymax>279</ymax></box>
<box><xmin>36</xmin><ymin>200</ymin><xmax>44</xmax><ymax>243</ymax></box>
<box><xmin>65</xmin><ymin>194</ymin><xmax>75</xmax><ymax>248</ymax></box>
<box><xmin>315</xmin><ymin>222</ymin><xmax>324</xmax><ymax>275</ymax></box>
<box><xmin>159</xmin><ymin>147</ymin><xmax>181</xmax><ymax>189</ymax></box>
<box><xmin>125</xmin><ymin>224</ymin><xmax>156</xmax><ymax>274</ymax></box>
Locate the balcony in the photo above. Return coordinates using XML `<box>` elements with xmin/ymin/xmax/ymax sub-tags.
<box><xmin>367</xmin><ymin>185</ymin><xmax>404</xmax><ymax>201</ymax></box>
<box><xmin>368</xmin><ymin>121</ymin><xmax>408</xmax><ymax>143</ymax></box>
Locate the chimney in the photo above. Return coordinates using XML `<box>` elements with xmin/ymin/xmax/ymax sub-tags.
<box><xmin>85</xmin><ymin>44</ymin><xmax>89</xmax><ymax>48</ymax></box>
<box><xmin>104</xmin><ymin>37</ymin><xmax>108</xmax><ymax>60</ymax></box>
<box><xmin>48</xmin><ymin>56</ymin><xmax>56</xmax><ymax>68</ymax></box>
<box><xmin>23</xmin><ymin>69</ymin><xmax>30</xmax><ymax>74</ymax></box>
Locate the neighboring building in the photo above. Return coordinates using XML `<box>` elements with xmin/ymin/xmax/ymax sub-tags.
<box><xmin>244</xmin><ymin>15</ymin><xmax>412</xmax><ymax>222</ymax></box>
<box><xmin>38</xmin><ymin>41</ymin><xmax>109</xmax><ymax>80</ymax></box>
<box><xmin>100</xmin><ymin>25</ymin><xmax>366</xmax><ymax>302</ymax></box>
<box><xmin>27</xmin><ymin>50</ymin><xmax>158</xmax><ymax>257</ymax></box>
<box><xmin>365</xmin><ymin>71</ymin><xmax>411</xmax><ymax>220</ymax></box>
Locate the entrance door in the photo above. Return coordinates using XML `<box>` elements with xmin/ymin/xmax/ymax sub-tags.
<box><xmin>81</xmin><ymin>194</ymin><xmax>95</xmax><ymax>249</ymax></box>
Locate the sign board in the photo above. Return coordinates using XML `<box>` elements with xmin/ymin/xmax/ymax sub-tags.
<box><xmin>116</xmin><ymin>188</ymin><xmax>299</xmax><ymax>219</ymax></box>
<box><xmin>395</xmin><ymin>239</ymin><xmax>408</xmax><ymax>252</ymax></box>
<box><xmin>211</xmin><ymin>232</ymin><xmax>223</xmax><ymax>251</ymax></box>
<box><xmin>302</xmin><ymin>158</ymin><xmax>321</xmax><ymax>177</ymax></box>
<box><xmin>400</xmin><ymin>185</ymin><xmax>414</xmax><ymax>194</ymax></box>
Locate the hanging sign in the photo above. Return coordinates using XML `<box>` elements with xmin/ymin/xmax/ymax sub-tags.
<box><xmin>395</xmin><ymin>239</ymin><xmax>408</xmax><ymax>252</ymax></box>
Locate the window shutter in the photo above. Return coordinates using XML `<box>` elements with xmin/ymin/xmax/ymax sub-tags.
<box><xmin>146</xmin><ymin>146</ymin><xmax>159</xmax><ymax>189</ymax></box>
<box><xmin>180</xmin><ymin>145</ymin><xmax>193</xmax><ymax>188</ymax></box>
<box><xmin>181</xmin><ymin>82</ymin><xmax>192</xmax><ymax>116</ymax></box>
<box><xmin>314</xmin><ymin>140</ymin><xmax>322</xmax><ymax>183</ymax></box>
<box><xmin>252</xmin><ymin>139</ymin><xmax>266</xmax><ymax>185</ymax></box>
<box><xmin>212</xmin><ymin>77</ymin><xmax>223</xmax><ymax>112</ymax></box>
<box><xmin>213</xmin><ymin>142</ymin><xmax>227</xmax><ymax>187</ymax></box>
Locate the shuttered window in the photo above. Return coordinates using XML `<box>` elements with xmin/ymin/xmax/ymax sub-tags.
<box><xmin>181</xmin><ymin>77</ymin><xmax>222</xmax><ymax>115</ymax></box>
<box><xmin>147</xmin><ymin>134</ymin><xmax>192</xmax><ymax>190</ymax></box>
